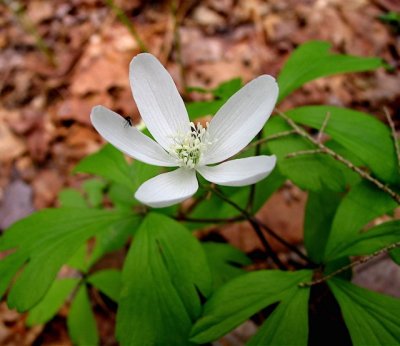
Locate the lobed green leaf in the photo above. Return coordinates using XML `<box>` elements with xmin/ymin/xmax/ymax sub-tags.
<box><xmin>190</xmin><ymin>270</ymin><xmax>312</xmax><ymax>344</ymax></box>
<box><xmin>116</xmin><ymin>213</ymin><xmax>211</xmax><ymax>345</ymax></box>
<box><xmin>329</xmin><ymin>279</ymin><xmax>400</xmax><ymax>345</ymax></box>
<box><xmin>278</xmin><ymin>41</ymin><xmax>383</xmax><ymax>101</ymax></box>
<box><xmin>67</xmin><ymin>285</ymin><xmax>99</xmax><ymax>346</ymax></box>
<box><xmin>287</xmin><ymin>105</ymin><xmax>399</xmax><ymax>184</ymax></box>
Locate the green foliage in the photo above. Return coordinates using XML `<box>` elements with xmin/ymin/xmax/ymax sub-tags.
<box><xmin>82</xmin><ymin>178</ymin><xmax>107</xmax><ymax>207</ymax></box>
<box><xmin>287</xmin><ymin>105</ymin><xmax>399</xmax><ymax>184</ymax></box>
<box><xmin>27</xmin><ymin>278</ymin><xmax>79</xmax><ymax>326</ymax></box>
<box><xmin>332</xmin><ymin>220</ymin><xmax>400</xmax><ymax>259</ymax></box>
<box><xmin>247</xmin><ymin>284</ymin><xmax>310</xmax><ymax>346</ymax></box>
<box><xmin>379</xmin><ymin>11</ymin><xmax>400</xmax><ymax>33</ymax></box>
<box><xmin>265</xmin><ymin>117</ymin><xmax>347</xmax><ymax>191</ymax></box>
<box><xmin>329</xmin><ymin>279</ymin><xmax>400</xmax><ymax>345</ymax></box>
<box><xmin>190</xmin><ymin>270</ymin><xmax>312</xmax><ymax>344</ymax></box>
<box><xmin>186</xmin><ymin>78</ymin><xmax>242</xmax><ymax>120</ymax></box>
<box><xmin>58</xmin><ymin>188</ymin><xmax>88</xmax><ymax>208</ymax></box>
<box><xmin>0</xmin><ymin>208</ymin><xmax>136</xmax><ymax>311</ymax></box>
<box><xmin>324</xmin><ymin>181</ymin><xmax>397</xmax><ymax>260</ymax></box>
<box><xmin>74</xmin><ymin>144</ymin><xmax>135</xmax><ymax>189</ymax></box>
<box><xmin>202</xmin><ymin>242</ymin><xmax>251</xmax><ymax>290</ymax></box>
<box><xmin>116</xmin><ymin>213</ymin><xmax>211</xmax><ymax>345</ymax></box>
<box><xmin>390</xmin><ymin>247</ymin><xmax>400</xmax><ymax>265</ymax></box>
<box><xmin>67</xmin><ymin>285</ymin><xmax>99</xmax><ymax>346</ymax></box>
<box><xmin>304</xmin><ymin>190</ymin><xmax>341</xmax><ymax>263</ymax></box>
<box><xmin>278</xmin><ymin>41</ymin><xmax>383</xmax><ymax>101</ymax></box>
<box><xmin>88</xmin><ymin>269</ymin><xmax>121</xmax><ymax>302</ymax></box>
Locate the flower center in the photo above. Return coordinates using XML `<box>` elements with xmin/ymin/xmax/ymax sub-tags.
<box><xmin>169</xmin><ymin>122</ymin><xmax>212</xmax><ymax>168</ymax></box>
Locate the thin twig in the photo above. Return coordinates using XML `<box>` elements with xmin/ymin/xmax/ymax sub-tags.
<box><xmin>299</xmin><ymin>241</ymin><xmax>400</xmax><ymax>287</ymax></box>
<box><xmin>105</xmin><ymin>0</ymin><xmax>148</xmax><ymax>52</ymax></box>
<box><xmin>208</xmin><ymin>186</ymin><xmax>287</xmax><ymax>270</ymax></box>
<box><xmin>255</xmin><ymin>219</ymin><xmax>312</xmax><ymax>264</ymax></box>
<box><xmin>317</xmin><ymin>111</ymin><xmax>331</xmax><ymax>143</ymax></box>
<box><xmin>384</xmin><ymin>107</ymin><xmax>400</xmax><ymax>174</ymax></box>
<box><xmin>241</xmin><ymin>130</ymin><xmax>297</xmax><ymax>154</ymax></box>
<box><xmin>277</xmin><ymin>108</ymin><xmax>400</xmax><ymax>205</ymax></box>
<box><xmin>286</xmin><ymin>149</ymin><xmax>323</xmax><ymax>159</ymax></box>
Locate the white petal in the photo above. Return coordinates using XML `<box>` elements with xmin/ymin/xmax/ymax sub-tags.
<box><xmin>201</xmin><ymin>75</ymin><xmax>278</xmax><ymax>165</ymax></box>
<box><xmin>130</xmin><ymin>53</ymin><xmax>190</xmax><ymax>150</ymax></box>
<box><xmin>135</xmin><ymin>168</ymin><xmax>198</xmax><ymax>208</ymax></box>
<box><xmin>197</xmin><ymin>155</ymin><xmax>276</xmax><ymax>187</ymax></box>
<box><xmin>91</xmin><ymin>106</ymin><xmax>176</xmax><ymax>167</ymax></box>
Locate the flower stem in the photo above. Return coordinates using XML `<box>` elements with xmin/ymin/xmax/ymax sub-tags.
<box><xmin>176</xmin><ymin>215</ymin><xmax>245</xmax><ymax>223</ymax></box>
<box><xmin>247</xmin><ymin>131</ymin><xmax>263</xmax><ymax>212</ymax></box>
<box><xmin>207</xmin><ymin>186</ymin><xmax>287</xmax><ymax>270</ymax></box>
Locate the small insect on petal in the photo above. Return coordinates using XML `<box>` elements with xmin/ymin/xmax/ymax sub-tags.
<box><xmin>124</xmin><ymin>116</ymin><xmax>133</xmax><ymax>128</ymax></box>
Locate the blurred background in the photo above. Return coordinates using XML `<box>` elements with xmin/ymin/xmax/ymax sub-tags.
<box><xmin>0</xmin><ymin>0</ymin><xmax>399</xmax><ymax>344</ymax></box>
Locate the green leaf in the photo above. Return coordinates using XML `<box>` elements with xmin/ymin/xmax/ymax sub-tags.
<box><xmin>265</xmin><ymin>117</ymin><xmax>346</xmax><ymax>192</ymax></box>
<box><xmin>247</xmin><ymin>284</ymin><xmax>310</xmax><ymax>346</ymax></box>
<box><xmin>332</xmin><ymin>220</ymin><xmax>400</xmax><ymax>259</ymax></box>
<box><xmin>186</xmin><ymin>78</ymin><xmax>242</xmax><ymax>120</ymax></box>
<box><xmin>0</xmin><ymin>251</ymin><xmax>27</xmax><ymax>299</ymax></box>
<box><xmin>190</xmin><ymin>270</ymin><xmax>312</xmax><ymax>343</ymax></box>
<box><xmin>89</xmin><ymin>215</ymin><xmax>141</xmax><ymax>267</ymax></box>
<box><xmin>304</xmin><ymin>191</ymin><xmax>341</xmax><ymax>263</ymax></box>
<box><xmin>116</xmin><ymin>213</ymin><xmax>211</xmax><ymax>345</ymax></box>
<box><xmin>82</xmin><ymin>178</ymin><xmax>107</xmax><ymax>207</ymax></box>
<box><xmin>131</xmin><ymin>160</ymin><xmax>161</xmax><ymax>192</ymax></box>
<box><xmin>390</xmin><ymin>247</ymin><xmax>400</xmax><ymax>265</ymax></box>
<box><xmin>88</xmin><ymin>269</ymin><xmax>121</xmax><ymax>302</ymax></box>
<box><xmin>58</xmin><ymin>189</ymin><xmax>88</xmax><ymax>208</ymax></box>
<box><xmin>107</xmin><ymin>161</ymin><xmax>161</xmax><ymax>209</ymax></box>
<box><xmin>287</xmin><ymin>105</ymin><xmax>398</xmax><ymax>184</ymax></box>
<box><xmin>324</xmin><ymin>181</ymin><xmax>397</xmax><ymax>260</ymax></box>
<box><xmin>67</xmin><ymin>242</ymin><xmax>90</xmax><ymax>272</ymax></box>
<box><xmin>325</xmin><ymin>140</ymin><xmax>362</xmax><ymax>186</ymax></box>
<box><xmin>202</xmin><ymin>242</ymin><xmax>251</xmax><ymax>291</ymax></box>
<box><xmin>74</xmin><ymin>144</ymin><xmax>134</xmax><ymax>189</ymax></box>
<box><xmin>212</xmin><ymin>78</ymin><xmax>242</xmax><ymax>99</ymax></box>
<box><xmin>67</xmin><ymin>285</ymin><xmax>99</xmax><ymax>346</ymax></box>
<box><xmin>27</xmin><ymin>278</ymin><xmax>79</xmax><ymax>326</ymax></box>
<box><xmin>278</xmin><ymin>41</ymin><xmax>383</xmax><ymax>101</ymax></box>
<box><xmin>0</xmin><ymin>208</ymin><xmax>135</xmax><ymax>311</ymax></box>
<box><xmin>187</xmin><ymin>100</ymin><xmax>225</xmax><ymax>120</ymax></box>
<box><xmin>329</xmin><ymin>279</ymin><xmax>400</xmax><ymax>345</ymax></box>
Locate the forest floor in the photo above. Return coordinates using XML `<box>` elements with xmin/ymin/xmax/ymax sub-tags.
<box><xmin>0</xmin><ymin>0</ymin><xmax>400</xmax><ymax>344</ymax></box>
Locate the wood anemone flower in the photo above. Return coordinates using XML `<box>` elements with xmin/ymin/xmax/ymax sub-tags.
<box><xmin>90</xmin><ymin>53</ymin><xmax>278</xmax><ymax>208</ymax></box>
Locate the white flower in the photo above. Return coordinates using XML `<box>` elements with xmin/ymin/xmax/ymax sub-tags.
<box><xmin>90</xmin><ymin>53</ymin><xmax>278</xmax><ymax>208</ymax></box>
